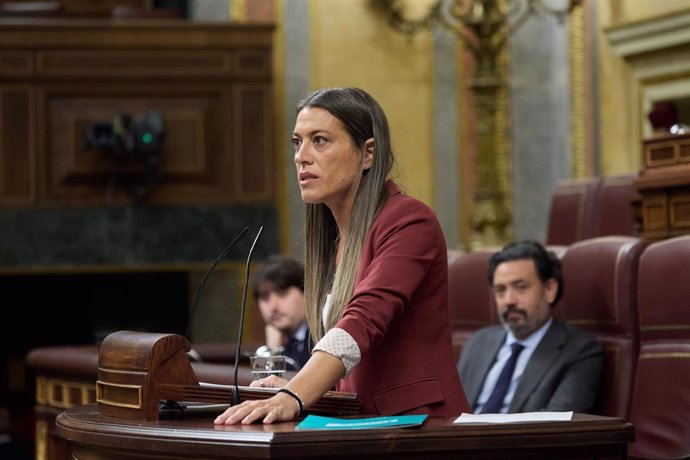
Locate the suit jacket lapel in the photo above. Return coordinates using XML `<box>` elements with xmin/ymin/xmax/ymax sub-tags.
<box><xmin>509</xmin><ymin>319</ymin><xmax>566</xmax><ymax>412</ymax></box>
<box><xmin>466</xmin><ymin>328</ymin><xmax>506</xmax><ymax>407</ymax></box>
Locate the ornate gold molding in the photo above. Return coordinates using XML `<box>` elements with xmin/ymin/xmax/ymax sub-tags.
<box><xmin>569</xmin><ymin>3</ymin><xmax>587</xmax><ymax>178</ymax></box>
<box><xmin>229</xmin><ymin>0</ymin><xmax>248</xmax><ymax>23</ymax></box>
<box><xmin>494</xmin><ymin>45</ymin><xmax>513</xmax><ymax>244</ymax></box>
<box><xmin>33</xmin><ymin>376</ymin><xmax>99</xmax><ymax>460</ymax></box>
<box><xmin>375</xmin><ymin>0</ymin><xmax>580</xmax><ymax>247</ymax></box>
<box><xmin>36</xmin><ymin>376</ymin><xmax>96</xmax><ymax>408</ymax></box>
<box><xmin>35</xmin><ymin>419</ymin><xmax>47</xmax><ymax>460</ymax></box>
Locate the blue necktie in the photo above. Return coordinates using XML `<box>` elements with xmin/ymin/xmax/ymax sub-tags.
<box><xmin>288</xmin><ymin>336</ymin><xmax>302</xmax><ymax>354</ymax></box>
<box><xmin>480</xmin><ymin>343</ymin><xmax>525</xmax><ymax>414</ymax></box>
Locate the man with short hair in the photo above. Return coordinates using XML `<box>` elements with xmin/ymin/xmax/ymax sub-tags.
<box><xmin>253</xmin><ymin>255</ymin><xmax>310</xmax><ymax>370</ymax></box>
<box><xmin>457</xmin><ymin>241</ymin><xmax>603</xmax><ymax>414</ymax></box>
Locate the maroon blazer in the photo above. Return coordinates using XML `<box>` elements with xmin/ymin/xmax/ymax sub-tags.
<box><xmin>335</xmin><ymin>182</ymin><xmax>471</xmax><ymax>416</ymax></box>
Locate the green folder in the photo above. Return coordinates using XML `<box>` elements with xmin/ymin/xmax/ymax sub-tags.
<box><xmin>296</xmin><ymin>414</ymin><xmax>427</xmax><ymax>430</ymax></box>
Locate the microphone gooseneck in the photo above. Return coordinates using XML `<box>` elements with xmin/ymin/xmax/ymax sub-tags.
<box><xmin>184</xmin><ymin>226</ymin><xmax>249</xmax><ymax>340</ymax></box>
<box><xmin>232</xmin><ymin>226</ymin><xmax>264</xmax><ymax>406</ymax></box>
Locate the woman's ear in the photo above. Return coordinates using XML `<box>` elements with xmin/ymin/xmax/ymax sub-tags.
<box><xmin>363</xmin><ymin>138</ymin><xmax>374</xmax><ymax>171</ymax></box>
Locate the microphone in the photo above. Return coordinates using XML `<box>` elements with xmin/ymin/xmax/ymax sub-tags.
<box><xmin>184</xmin><ymin>226</ymin><xmax>250</xmax><ymax>340</ymax></box>
<box><xmin>232</xmin><ymin>226</ymin><xmax>264</xmax><ymax>406</ymax></box>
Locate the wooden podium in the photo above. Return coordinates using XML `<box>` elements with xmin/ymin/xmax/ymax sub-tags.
<box><xmin>60</xmin><ymin>330</ymin><xmax>634</xmax><ymax>459</ymax></box>
<box><xmin>56</xmin><ymin>404</ymin><xmax>634</xmax><ymax>459</ymax></box>
<box><xmin>96</xmin><ymin>331</ymin><xmax>359</xmax><ymax>421</ymax></box>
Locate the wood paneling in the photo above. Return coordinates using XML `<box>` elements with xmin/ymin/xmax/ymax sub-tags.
<box><xmin>44</xmin><ymin>90</ymin><xmax>229</xmax><ymax>203</ymax></box>
<box><xmin>36</xmin><ymin>50</ymin><xmax>233</xmax><ymax>77</ymax></box>
<box><xmin>0</xmin><ymin>51</ymin><xmax>33</xmax><ymax>76</ymax></box>
<box><xmin>636</xmin><ymin>133</ymin><xmax>690</xmax><ymax>239</ymax></box>
<box><xmin>60</xmin><ymin>0</ymin><xmax>147</xmax><ymax>15</ymax></box>
<box><xmin>0</xmin><ymin>19</ymin><xmax>275</xmax><ymax>206</ymax></box>
<box><xmin>1</xmin><ymin>86</ymin><xmax>35</xmax><ymax>203</ymax></box>
<box><xmin>233</xmin><ymin>85</ymin><xmax>272</xmax><ymax>201</ymax></box>
<box><xmin>1</xmin><ymin>0</ymin><xmax>148</xmax><ymax>16</ymax></box>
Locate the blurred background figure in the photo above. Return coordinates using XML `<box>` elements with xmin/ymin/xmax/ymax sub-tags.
<box><xmin>458</xmin><ymin>241</ymin><xmax>602</xmax><ymax>414</ymax></box>
<box><xmin>253</xmin><ymin>255</ymin><xmax>310</xmax><ymax>370</ymax></box>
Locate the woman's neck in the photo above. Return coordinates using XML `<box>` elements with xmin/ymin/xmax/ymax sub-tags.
<box><xmin>335</xmin><ymin>237</ymin><xmax>345</xmax><ymax>266</ymax></box>
<box><xmin>329</xmin><ymin>203</ymin><xmax>350</xmax><ymax>234</ymax></box>
<box><xmin>329</xmin><ymin>203</ymin><xmax>352</xmax><ymax>266</ymax></box>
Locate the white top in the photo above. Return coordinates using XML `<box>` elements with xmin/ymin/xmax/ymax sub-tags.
<box><xmin>313</xmin><ymin>294</ymin><xmax>361</xmax><ymax>375</ymax></box>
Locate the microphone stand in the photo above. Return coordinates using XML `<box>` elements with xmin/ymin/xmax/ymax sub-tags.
<box><xmin>184</xmin><ymin>226</ymin><xmax>249</xmax><ymax>341</ymax></box>
<box><xmin>232</xmin><ymin>226</ymin><xmax>264</xmax><ymax>406</ymax></box>
<box><xmin>160</xmin><ymin>226</ymin><xmax>249</xmax><ymax>415</ymax></box>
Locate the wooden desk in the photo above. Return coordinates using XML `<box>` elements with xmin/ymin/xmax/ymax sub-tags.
<box><xmin>57</xmin><ymin>404</ymin><xmax>634</xmax><ymax>459</ymax></box>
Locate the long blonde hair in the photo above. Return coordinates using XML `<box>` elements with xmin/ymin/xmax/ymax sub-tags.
<box><xmin>298</xmin><ymin>88</ymin><xmax>394</xmax><ymax>342</ymax></box>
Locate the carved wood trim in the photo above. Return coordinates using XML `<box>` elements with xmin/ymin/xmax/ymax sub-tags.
<box><xmin>36</xmin><ymin>50</ymin><xmax>233</xmax><ymax>77</ymax></box>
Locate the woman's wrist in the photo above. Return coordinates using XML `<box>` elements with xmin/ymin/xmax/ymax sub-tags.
<box><xmin>277</xmin><ymin>388</ymin><xmax>303</xmax><ymax>417</ymax></box>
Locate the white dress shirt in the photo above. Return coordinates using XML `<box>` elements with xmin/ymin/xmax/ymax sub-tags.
<box><xmin>474</xmin><ymin>317</ymin><xmax>553</xmax><ymax>414</ymax></box>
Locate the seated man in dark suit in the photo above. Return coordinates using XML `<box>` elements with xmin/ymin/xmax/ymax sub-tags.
<box><xmin>457</xmin><ymin>241</ymin><xmax>603</xmax><ymax>414</ymax></box>
<box><xmin>253</xmin><ymin>255</ymin><xmax>310</xmax><ymax>370</ymax></box>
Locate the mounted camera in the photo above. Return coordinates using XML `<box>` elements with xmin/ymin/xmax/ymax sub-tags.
<box><xmin>83</xmin><ymin>111</ymin><xmax>165</xmax><ymax>201</ymax></box>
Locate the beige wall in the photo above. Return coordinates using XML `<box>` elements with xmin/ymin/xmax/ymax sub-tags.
<box><xmin>597</xmin><ymin>0</ymin><xmax>690</xmax><ymax>175</ymax></box>
<box><xmin>603</xmin><ymin>0</ymin><xmax>690</xmax><ymax>25</ymax></box>
<box><xmin>308</xmin><ymin>0</ymin><xmax>436</xmax><ymax>206</ymax></box>
<box><xmin>271</xmin><ymin>0</ymin><xmax>690</xmax><ymax>247</ymax></box>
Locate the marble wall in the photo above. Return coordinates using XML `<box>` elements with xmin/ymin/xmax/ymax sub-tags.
<box><xmin>510</xmin><ymin>16</ymin><xmax>572</xmax><ymax>242</ymax></box>
<box><xmin>281</xmin><ymin>0</ymin><xmax>310</xmax><ymax>258</ymax></box>
<box><xmin>0</xmin><ymin>203</ymin><xmax>277</xmax><ymax>344</ymax></box>
<box><xmin>0</xmin><ymin>205</ymin><xmax>277</xmax><ymax>268</ymax></box>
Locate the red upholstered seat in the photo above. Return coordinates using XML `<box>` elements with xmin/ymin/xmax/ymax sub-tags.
<box><xmin>636</xmin><ymin>236</ymin><xmax>690</xmax><ymax>343</ymax></box>
<box><xmin>629</xmin><ymin>235</ymin><xmax>690</xmax><ymax>459</ymax></box>
<box><xmin>594</xmin><ymin>174</ymin><xmax>637</xmax><ymax>237</ymax></box>
<box><xmin>26</xmin><ymin>342</ymin><xmax>258</xmax><ymax>386</ymax></box>
<box><xmin>559</xmin><ymin>236</ymin><xmax>648</xmax><ymax>418</ymax></box>
<box><xmin>447</xmin><ymin>250</ymin><xmax>496</xmax><ymax>361</ymax></box>
<box><xmin>547</xmin><ymin>178</ymin><xmax>601</xmax><ymax>245</ymax></box>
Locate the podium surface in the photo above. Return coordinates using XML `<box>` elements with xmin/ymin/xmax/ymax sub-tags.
<box><xmin>57</xmin><ymin>404</ymin><xmax>633</xmax><ymax>459</ymax></box>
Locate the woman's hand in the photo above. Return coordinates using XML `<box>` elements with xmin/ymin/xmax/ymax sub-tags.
<box><xmin>250</xmin><ymin>374</ymin><xmax>288</xmax><ymax>389</ymax></box>
<box><xmin>214</xmin><ymin>392</ymin><xmax>299</xmax><ymax>425</ymax></box>
<box><xmin>214</xmin><ymin>351</ymin><xmax>345</xmax><ymax>425</ymax></box>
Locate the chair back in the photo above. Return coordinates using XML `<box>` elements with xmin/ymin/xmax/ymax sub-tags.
<box><xmin>629</xmin><ymin>235</ymin><xmax>690</xmax><ymax>459</ymax></box>
<box><xmin>547</xmin><ymin>178</ymin><xmax>601</xmax><ymax>245</ymax></box>
<box><xmin>448</xmin><ymin>250</ymin><xmax>496</xmax><ymax>361</ymax></box>
<box><xmin>559</xmin><ymin>236</ymin><xmax>648</xmax><ymax>418</ymax></box>
<box><xmin>594</xmin><ymin>174</ymin><xmax>637</xmax><ymax>237</ymax></box>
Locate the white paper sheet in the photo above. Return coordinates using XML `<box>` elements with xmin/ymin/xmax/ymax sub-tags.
<box><xmin>454</xmin><ymin>411</ymin><xmax>573</xmax><ymax>424</ymax></box>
